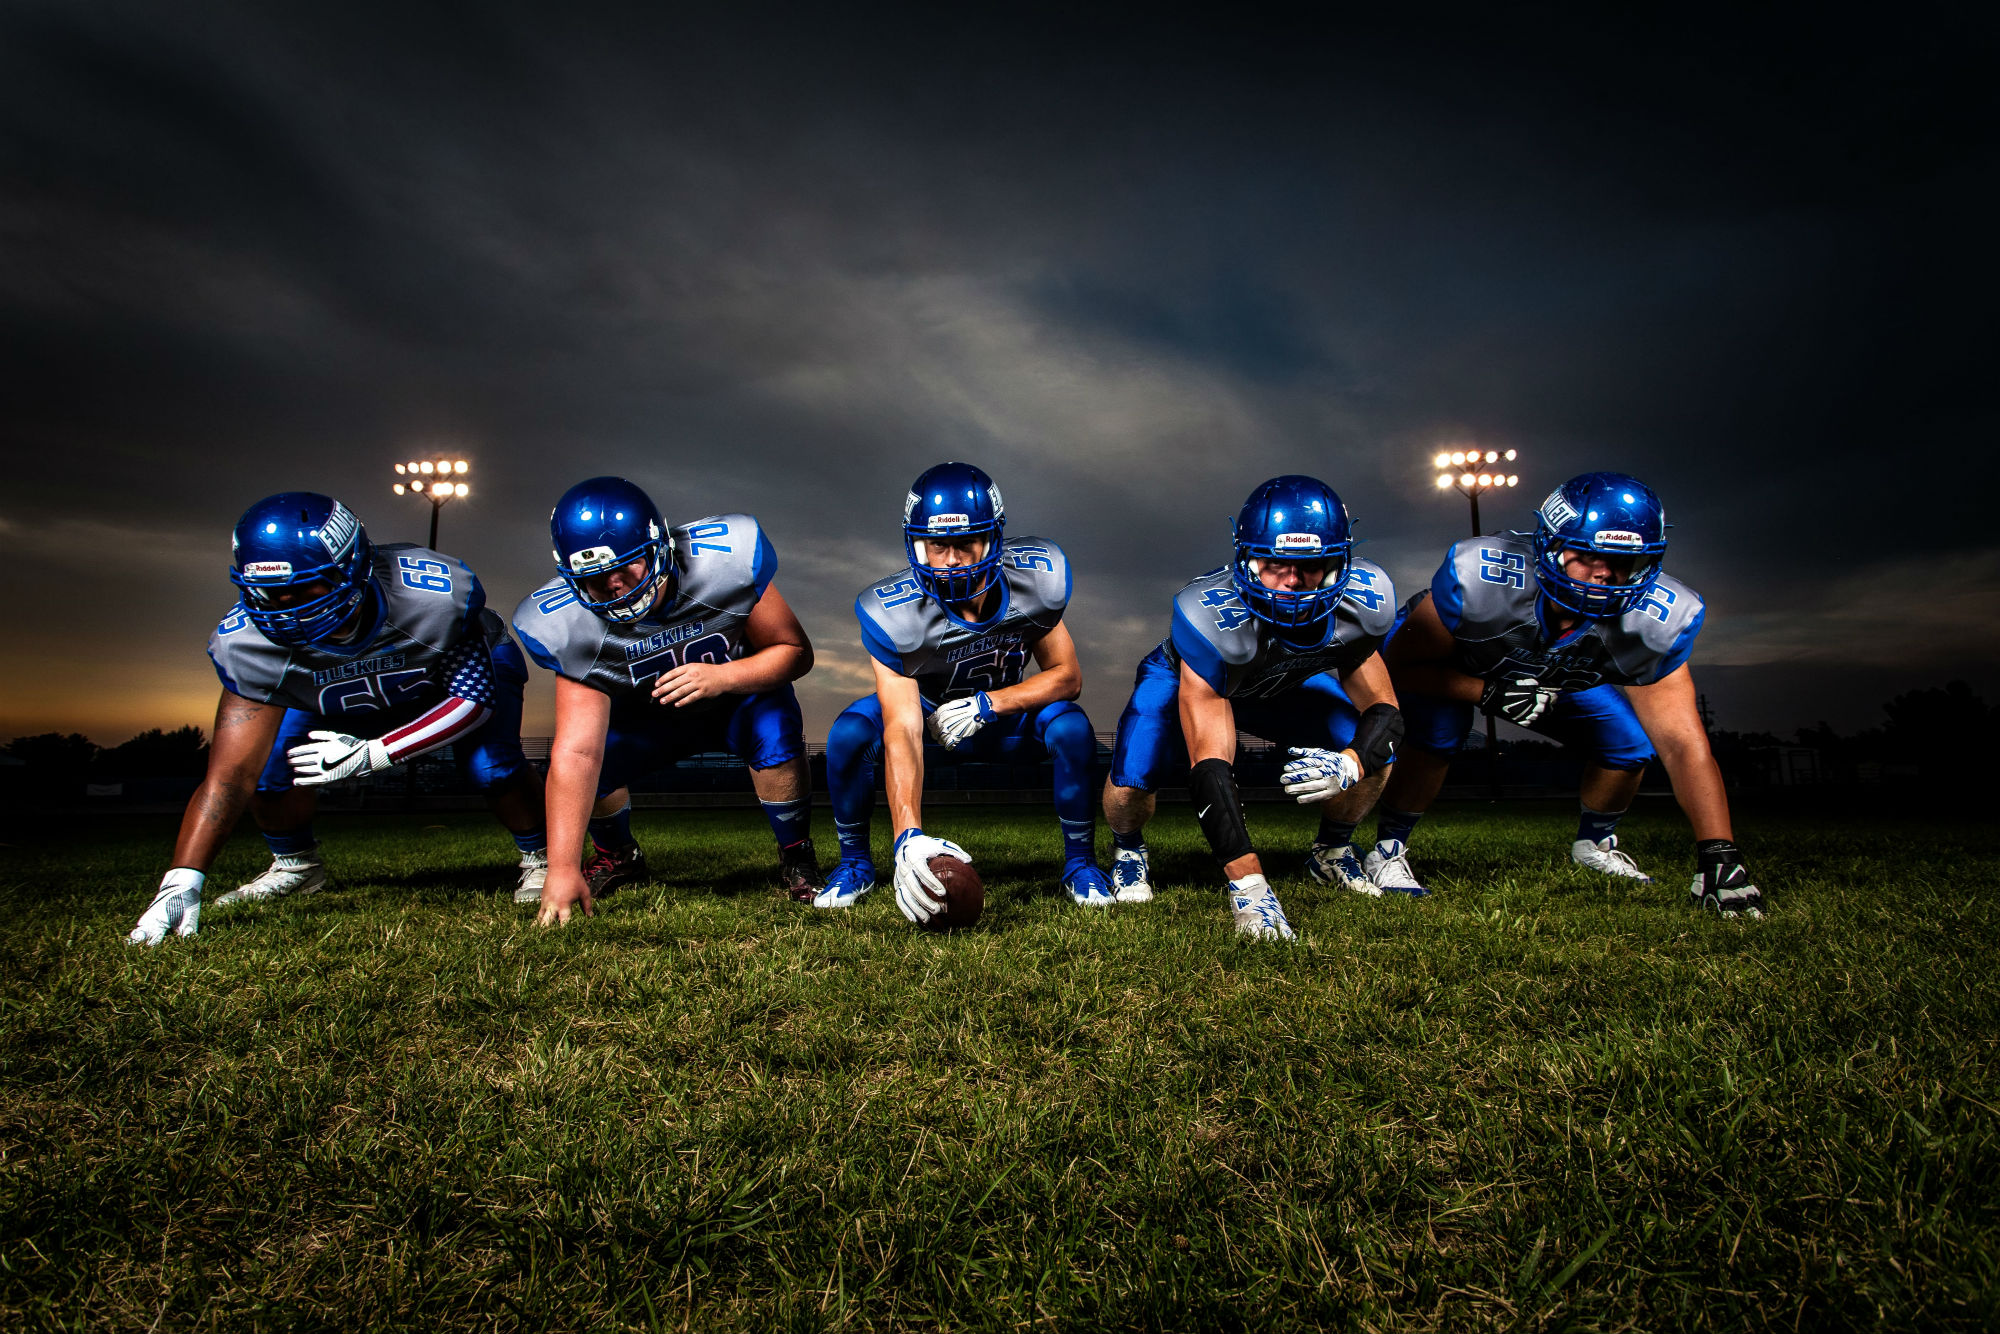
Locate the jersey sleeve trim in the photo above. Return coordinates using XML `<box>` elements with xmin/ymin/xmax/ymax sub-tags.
<box><xmin>1654</xmin><ymin>603</ymin><xmax>1703</xmax><ymax>682</ymax></box>
<box><xmin>857</xmin><ymin>597</ymin><xmax>904</xmax><ymax>673</ymax></box>
<box><xmin>1431</xmin><ymin>547</ymin><xmax>1466</xmax><ymax>634</ymax></box>
<box><xmin>749</xmin><ymin>526</ymin><xmax>777</xmax><ymax>598</ymax></box>
<box><xmin>1171</xmin><ymin>600</ymin><xmax>1228</xmax><ymax>694</ymax></box>
<box><xmin>514</xmin><ymin>623</ymin><xmax>564</xmax><ymax>674</ymax></box>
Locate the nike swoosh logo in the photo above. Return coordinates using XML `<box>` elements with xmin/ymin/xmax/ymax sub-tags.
<box><xmin>1197</xmin><ymin>805</ymin><xmax>1212</xmax><ymax>819</ymax></box>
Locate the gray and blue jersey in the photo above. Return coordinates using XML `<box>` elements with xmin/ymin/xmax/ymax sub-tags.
<box><xmin>207</xmin><ymin>543</ymin><xmax>505</xmax><ymax>717</ymax></box>
<box><xmin>856</xmin><ymin>536</ymin><xmax>1071</xmax><ymax>703</ymax></box>
<box><xmin>512</xmin><ymin>513</ymin><xmax>776</xmax><ymax>706</ymax></box>
<box><xmin>1163</xmin><ymin>558</ymin><xmax>1396</xmax><ymax>699</ymax></box>
<box><xmin>1425</xmin><ymin>534</ymin><xmax>1704</xmax><ymax>689</ymax></box>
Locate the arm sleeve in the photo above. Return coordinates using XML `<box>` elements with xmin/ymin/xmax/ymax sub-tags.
<box><xmin>377</xmin><ymin>637</ymin><xmax>495</xmax><ymax>762</ymax></box>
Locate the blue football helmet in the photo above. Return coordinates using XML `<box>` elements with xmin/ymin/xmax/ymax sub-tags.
<box><xmin>1231</xmin><ymin>475</ymin><xmax>1353</xmax><ymax>640</ymax></box>
<box><xmin>1533</xmin><ymin>472</ymin><xmax>1668</xmax><ymax>618</ymax></box>
<box><xmin>229</xmin><ymin>492</ymin><xmax>375</xmax><ymax>646</ymax></box>
<box><xmin>903</xmin><ymin>461</ymin><xmax>1005</xmax><ymax>605</ymax></box>
<box><xmin>550</xmin><ymin>476</ymin><xmax>676</xmax><ymax>622</ymax></box>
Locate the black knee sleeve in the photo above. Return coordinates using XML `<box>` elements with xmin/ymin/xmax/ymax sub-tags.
<box><xmin>1351</xmin><ymin>703</ymin><xmax>1405</xmax><ymax>774</ymax></box>
<box><xmin>1189</xmin><ymin>758</ymin><xmax>1255</xmax><ymax>865</ymax></box>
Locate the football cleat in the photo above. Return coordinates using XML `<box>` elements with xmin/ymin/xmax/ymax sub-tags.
<box><xmin>512</xmin><ymin>849</ymin><xmax>550</xmax><ymax>904</ymax></box>
<box><xmin>813</xmin><ymin>857</ymin><xmax>876</xmax><ymax>909</ymax></box>
<box><xmin>1228</xmin><ymin>874</ymin><xmax>1295</xmax><ymax>941</ymax></box>
<box><xmin>213</xmin><ymin>849</ymin><xmax>327</xmax><ymax>906</ymax></box>
<box><xmin>583</xmin><ymin>843</ymin><xmax>648</xmax><ymax>899</ymax></box>
<box><xmin>1362</xmin><ymin>839</ymin><xmax>1431</xmax><ymax>898</ymax></box>
<box><xmin>778</xmin><ymin>839</ymin><xmax>825</xmax><ymax>904</ymax></box>
<box><xmin>1571</xmin><ymin>835</ymin><xmax>1653</xmax><ymax>882</ymax></box>
<box><xmin>1111</xmin><ymin>845</ymin><xmax>1154</xmax><ymax>903</ymax></box>
<box><xmin>1306</xmin><ymin>841</ymin><xmax>1378</xmax><ymax>896</ymax></box>
<box><xmin>1064</xmin><ymin>860</ymin><xmax>1117</xmax><ymax>909</ymax></box>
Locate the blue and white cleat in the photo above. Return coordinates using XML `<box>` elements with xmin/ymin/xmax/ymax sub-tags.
<box><xmin>1362</xmin><ymin>839</ymin><xmax>1431</xmax><ymax>898</ymax></box>
<box><xmin>1571</xmin><ymin>835</ymin><xmax>1653</xmax><ymax>882</ymax></box>
<box><xmin>1228</xmin><ymin>873</ymin><xmax>1295</xmax><ymax>940</ymax></box>
<box><xmin>1306</xmin><ymin>841</ymin><xmax>1377</xmax><ymax>896</ymax></box>
<box><xmin>1064</xmin><ymin>861</ymin><xmax>1118</xmax><ymax>909</ymax></box>
<box><xmin>1111</xmin><ymin>846</ymin><xmax>1153</xmax><ymax>903</ymax></box>
<box><xmin>812</xmin><ymin>858</ymin><xmax>876</xmax><ymax>910</ymax></box>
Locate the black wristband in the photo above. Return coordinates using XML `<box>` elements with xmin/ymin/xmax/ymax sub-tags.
<box><xmin>1695</xmin><ymin>839</ymin><xmax>1741</xmax><ymax>875</ymax></box>
<box><xmin>1188</xmin><ymin>758</ymin><xmax>1255</xmax><ymax>865</ymax></box>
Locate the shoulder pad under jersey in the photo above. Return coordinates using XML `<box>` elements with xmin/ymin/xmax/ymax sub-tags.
<box><xmin>1169</xmin><ymin>567</ymin><xmax>1259</xmax><ymax>693</ymax></box>
<box><xmin>671</xmin><ymin>513</ymin><xmax>775</xmax><ymax>618</ymax></box>
<box><xmin>511</xmin><ymin>580</ymin><xmax>612</xmax><ymax>682</ymax></box>
<box><xmin>1607</xmin><ymin>571</ymin><xmax>1705</xmax><ymax>682</ymax></box>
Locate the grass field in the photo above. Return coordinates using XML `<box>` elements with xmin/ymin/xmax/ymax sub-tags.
<box><xmin>2</xmin><ymin>799</ymin><xmax>1997</xmax><ymax>1332</ymax></box>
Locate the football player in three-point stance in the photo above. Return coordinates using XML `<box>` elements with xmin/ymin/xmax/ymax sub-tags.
<box><xmin>1362</xmin><ymin>471</ymin><xmax>1766</xmax><ymax>915</ymax></box>
<box><xmin>1100</xmin><ymin>476</ymin><xmax>1407</xmax><ymax>940</ymax></box>
<box><xmin>819</xmin><ymin>462</ymin><xmax>1115</xmax><ymax>924</ymax></box>
<box><xmin>512</xmin><ymin>477</ymin><xmax>822</xmax><ymax>925</ymax></box>
<box><xmin>128</xmin><ymin>493</ymin><xmax>549</xmax><ymax>944</ymax></box>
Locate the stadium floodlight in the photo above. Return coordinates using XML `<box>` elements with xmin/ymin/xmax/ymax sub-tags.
<box><xmin>1431</xmin><ymin>444</ymin><xmax>1526</xmax><ymax>795</ymax></box>
<box><xmin>392</xmin><ymin>455</ymin><xmax>472</xmax><ymax>548</ymax></box>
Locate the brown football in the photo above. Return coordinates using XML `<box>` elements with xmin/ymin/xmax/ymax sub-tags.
<box><xmin>923</xmin><ymin>854</ymin><xmax>985</xmax><ymax>931</ymax></box>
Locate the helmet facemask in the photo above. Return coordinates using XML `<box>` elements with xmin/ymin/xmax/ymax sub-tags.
<box><xmin>229</xmin><ymin>496</ymin><xmax>375</xmax><ymax>647</ymax></box>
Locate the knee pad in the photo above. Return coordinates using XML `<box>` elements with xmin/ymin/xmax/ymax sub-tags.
<box><xmin>1038</xmin><ymin>705</ymin><xmax>1094</xmax><ymax>764</ymax></box>
<box><xmin>826</xmin><ymin>709</ymin><xmax>884</xmax><ymax>768</ymax></box>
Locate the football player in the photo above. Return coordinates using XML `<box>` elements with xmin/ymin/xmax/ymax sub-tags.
<box><xmin>818</xmin><ymin>461</ymin><xmax>1114</xmax><ymax>923</ymax></box>
<box><xmin>1362</xmin><ymin>471</ymin><xmax>1766</xmax><ymax>916</ymax></box>
<box><xmin>512</xmin><ymin>476</ymin><xmax>820</xmax><ymax>925</ymax></box>
<box><xmin>1100</xmin><ymin>475</ymin><xmax>1406</xmax><ymax>940</ymax></box>
<box><xmin>128</xmin><ymin>493</ymin><xmax>549</xmax><ymax>945</ymax></box>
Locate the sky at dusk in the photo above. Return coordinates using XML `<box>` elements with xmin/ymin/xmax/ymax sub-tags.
<box><xmin>3</xmin><ymin>4</ymin><xmax>1996</xmax><ymax>745</ymax></box>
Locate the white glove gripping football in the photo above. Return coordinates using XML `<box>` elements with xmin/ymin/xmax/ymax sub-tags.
<box><xmin>288</xmin><ymin>731</ymin><xmax>394</xmax><ymax>786</ymax></box>
<box><xmin>128</xmin><ymin>868</ymin><xmax>204</xmax><ymax>945</ymax></box>
<box><xmin>1480</xmin><ymin>676</ymin><xmax>1559</xmax><ymax>726</ymax></box>
<box><xmin>892</xmin><ymin>829</ymin><xmax>972</xmax><ymax>925</ymax></box>
<box><xmin>926</xmin><ymin>693</ymin><xmax>997</xmax><ymax>750</ymax></box>
<box><xmin>1279</xmin><ymin>747</ymin><xmax>1361</xmax><ymax>804</ymax></box>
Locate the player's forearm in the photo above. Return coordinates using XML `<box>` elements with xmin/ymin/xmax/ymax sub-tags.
<box><xmin>544</xmin><ymin>748</ymin><xmax>602</xmax><ymax>870</ymax></box>
<box><xmin>720</xmin><ymin>643</ymin><xmax>812</xmax><ymax>695</ymax></box>
<box><xmin>883</xmin><ymin>724</ymin><xmax>926</xmax><ymax>834</ymax></box>
<box><xmin>1659</xmin><ymin>741</ymin><xmax>1734</xmax><ymax>841</ymax></box>
<box><xmin>169</xmin><ymin>772</ymin><xmax>256</xmax><ymax>871</ymax></box>
<box><xmin>986</xmin><ymin>661</ymin><xmax>1079</xmax><ymax>715</ymax></box>
<box><xmin>1180</xmin><ymin>695</ymin><xmax>1238</xmax><ymax>766</ymax></box>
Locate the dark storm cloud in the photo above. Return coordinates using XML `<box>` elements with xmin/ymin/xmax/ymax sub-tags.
<box><xmin>2</xmin><ymin>3</ymin><xmax>1996</xmax><ymax>739</ymax></box>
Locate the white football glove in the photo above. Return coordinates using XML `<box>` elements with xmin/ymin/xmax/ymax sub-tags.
<box><xmin>925</xmin><ymin>693</ymin><xmax>996</xmax><ymax>750</ymax></box>
<box><xmin>288</xmin><ymin>731</ymin><xmax>393</xmax><ymax>786</ymax></box>
<box><xmin>1480</xmin><ymin>676</ymin><xmax>1559</xmax><ymax>726</ymax></box>
<box><xmin>128</xmin><ymin>868</ymin><xmax>204</xmax><ymax>945</ymax></box>
<box><xmin>892</xmin><ymin>829</ymin><xmax>972</xmax><ymax>925</ymax></box>
<box><xmin>1279</xmin><ymin>747</ymin><xmax>1361</xmax><ymax>804</ymax></box>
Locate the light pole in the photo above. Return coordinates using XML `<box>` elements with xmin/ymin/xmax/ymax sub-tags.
<box><xmin>1433</xmin><ymin>447</ymin><xmax>1522</xmax><ymax>798</ymax></box>
<box><xmin>392</xmin><ymin>457</ymin><xmax>470</xmax><ymax>549</ymax></box>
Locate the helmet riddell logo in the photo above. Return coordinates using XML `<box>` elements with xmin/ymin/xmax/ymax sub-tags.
<box><xmin>243</xmin><ymin>560</ymin><xmax>293</xmax><ymax>578</ymax></box>
<box><xmin>928</xmin><ymin>513</ymin><xmax>971</xmax><ymax>531</ymax></box>
<box><xmin>1593</xmin><ymin>529</ymin><xmax>1646</xmax><ymax>550</ymax></box>
<box><xmin>1274</xmin><ymin>533</ymin><xmax>1323</xmax><ymax>553</ymax></box>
